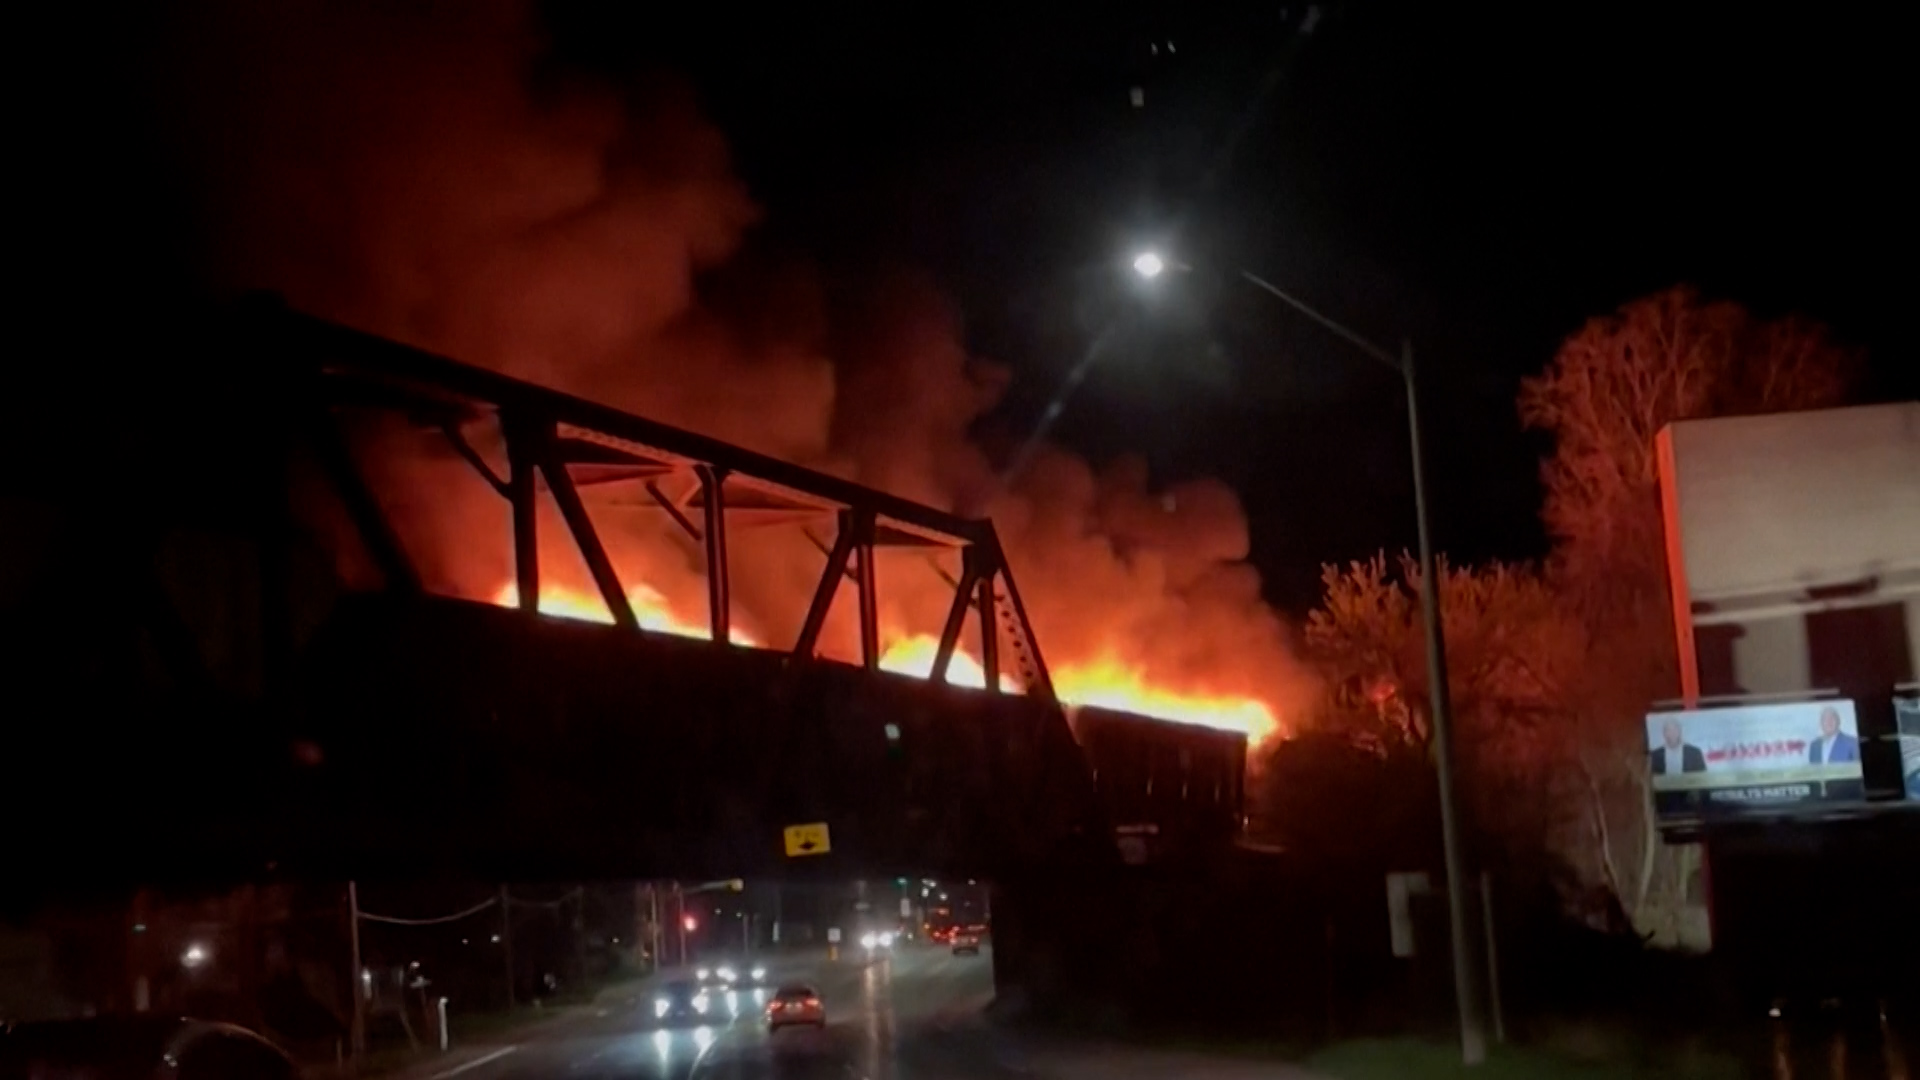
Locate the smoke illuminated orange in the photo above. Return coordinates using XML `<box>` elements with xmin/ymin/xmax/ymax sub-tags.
<box><xmin>491</xmin><ymin>589</ymin><xmax>1276</xmax><ymax>745</ymax></box>
<box><xmin>491</xmin><ymin>582</ymin><xmax>760</xmax><ymax>646</ymax></box>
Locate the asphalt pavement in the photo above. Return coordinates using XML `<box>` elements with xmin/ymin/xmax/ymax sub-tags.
<box><xmin>385</xmin><ymin>945</ymin><xmax>1326</xmax><ymax>1080</ymax></box>
<box><xmin>383</xmin><ymin>944</ymin><xmax>994</xmax><ymax>1080</ymax></box>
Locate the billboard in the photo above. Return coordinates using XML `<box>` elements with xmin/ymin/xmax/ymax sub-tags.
<box><xmin>1646</xmin><ymin>700</ymin><xmax>1865</xmax><ymax>820</ymax></box>
<box><xmin>1898</xmin><ymin>695</ymin><xmax>1920</xmax><ymax>801</ymax></box>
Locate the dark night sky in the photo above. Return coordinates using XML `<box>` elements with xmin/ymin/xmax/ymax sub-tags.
<box><xmin>25</xmin><ymin>1</ymin><xmax>1911</xmax><ymax>612</ymax></box>
<box><xmin>549</xmin><ymin>1</ymin><xmax>1910</xmax><ymax>609</ymax></box>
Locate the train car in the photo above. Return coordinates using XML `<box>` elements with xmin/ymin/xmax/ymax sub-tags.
<box><xmin>1065</xmin><ymin>706</ymin><xmax>1247</xmax><ymax>856</ymax></box>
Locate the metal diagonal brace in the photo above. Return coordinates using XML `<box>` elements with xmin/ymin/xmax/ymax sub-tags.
<box><xmin>645</xmin><ymin>479</ymin><xmax>702</xmax><ymax>541</ymax></box>
<box><xmin>979</xmin><ymin>526</ymin><xmax>1053</xmax><ymax>703</ymax></box>
<box><xmin>697</xmin><ymin>464</ymin><xmax>731</xmax><ymax>644</ymax></box>
<box><xmin>803</xmin><ymin>528</ymin><xmax>860</xmax><ymax>585</ymax></box>
<box><xmin>308</xmin><ymin>406</ymin><xmax>421</xmax><ymax>594</ymax></box>
<box><xmin>977</xmin><ymin>572</ymin><xmax>1000</xmax><ymax>693</ymax></box>
<box><xmin>930</xmin><ymin>545</ymin><xmax>989</xmax><ymax>685</ymax></box>
<box><xmin>502</xmin><ymin>411</ymin><xmax>541</xmax><ymax>612</ymax></box>
<box><xmin>795</xmin><ymin>512</ymin><xmax>858</xmax><ymax>658</ymax></box>
<box><xmin>533</xmin><ymin>421</ymin><xmax>636</xmax><ymax>629</ymax></box>
<box><xmin>853</xmin><ymin>510</ymin><xmax>880</xmax><ymax>669</ymax></box>
<box><xmin>440</xmin><ymin>421</ymin><xmax>509</xmax><ymax>496</ymax></box>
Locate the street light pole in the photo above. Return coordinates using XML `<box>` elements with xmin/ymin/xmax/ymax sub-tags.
<box><xmin>1399</xmin><ymin>339</ymin><xmax>1487</xmax><ymax>1067</ymax></box>
<box><xmin>1144</xmin><ymin>257</ymin><xmax>1485</xmax><ymax>1065</ymax></box>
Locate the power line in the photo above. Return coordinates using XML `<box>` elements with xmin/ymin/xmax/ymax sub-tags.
<box><xmin>357</xmin><ymin>897</ymin><xmax>499</xmax><ymax>926</ymax></box>
<box><xmin>504</xmin><ymin>888</ymin><xmax>582</xmax><ymax>911</ymax></box>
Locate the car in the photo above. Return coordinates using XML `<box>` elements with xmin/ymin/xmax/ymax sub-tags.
<box><xmin>1</xmin><ymin>1016</ymin><xmax>297</xmax><ymax>1079</ymax></box>
<box><xmin>696</xmin><ymin>964</ymin><xmax>733</xmax><ymax>991</ymax></box>
<box><xmin>652</xmin><ymin>979</ymin><xmax>713</xmax><ymax>1026</ymax></box>
<box><xmin>766</xmin><ymin>983</ymin><xmax>825</xmax><ymax>1032</ymax></box>
<box><xmin>951</xmin><ymin>931</ymin><xmax>981</xmax><ymax>956</ymax></box>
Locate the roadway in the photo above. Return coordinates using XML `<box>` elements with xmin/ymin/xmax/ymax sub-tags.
<box><xmin>428</xmin><ymin>944</ymin><xmax>1003</xmax><ymax>1080</ymax></box>
<box><xmin>398</xmin><ymin>945</ymin><xmax>1325</xmax><ymax>1080</ymax></box>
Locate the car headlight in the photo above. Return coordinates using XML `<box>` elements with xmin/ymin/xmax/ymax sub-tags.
<box><xmin>696</xmin><ymin>967</ymin><xmax>710</xmax><ymax>980</ymax></box>
<box><xmin>653</xmin><ymin>998</ymin><xmax>669</xmax><ymax>1017</ymax></box>
<box><xmin>693</xmin><ymin>993</ymin><xmax>710</xmax><ymax>1013</ymax></box>
<box><xmin>878</xmin><ymin>932</ymin><xmax>895</xmax><ymax>947</ymax></box>
<box><xmin>859</xmin><ymin>932</ymin><xmax>877</xmax><ymax>949</ymax></box>
<box><xmin>751</xmin><ymin>966</ymin><xmax>766</xmax><ymax>981</ymax></box>
<box><xmin>717</xmin><ymin>966</ymin><xmax>736</xmax><ymax>982</ymax></box>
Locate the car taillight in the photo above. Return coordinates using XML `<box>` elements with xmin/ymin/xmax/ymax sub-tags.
<box><xmin>769</xmin><ymin>1001</ymin><xmax>784</xmax><ymax>1010</ymax></box>
<box><xmin>805</xmin><ymin>997</ymin><xmax>820</xmax><ymax>1007</ymax></box>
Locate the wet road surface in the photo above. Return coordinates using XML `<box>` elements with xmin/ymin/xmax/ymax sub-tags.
<box><xmin>441</xmin><ymin>944</ymin><xmax>1010</xmax><ymax>1080</ymax></box>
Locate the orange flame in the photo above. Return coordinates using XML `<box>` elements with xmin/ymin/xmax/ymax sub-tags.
<box><xmin>1051</xmin><ymin>653</ymin><xmax>1279</xmax><ymax>745</ymax></box>
<box><xmin>879</xmin><ymin>634</ymin><xmax>1277</xmax><ymax>745</ymax></box>
<box><xmin>489</xmin><ymin>587</ymin><xmax>1275</xmax><ymax>745</ymax></box>
<box><xmin>877</xmin><ymin>635</ymin><xmax>990</xmax><ymax>689</ymax></box>
<box><xmin>491</xmin><ymin>582</ymin><xmax>760</xmax><ymax>647</ymax></box>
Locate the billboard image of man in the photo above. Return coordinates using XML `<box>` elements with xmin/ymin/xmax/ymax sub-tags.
<box><xmin>1650</xmin><ymin>718</ymin><xmax>1706</xmax><ymax>775</ymax></box>
<box><xmin>1807</xmin><ymin>706</ymin><xmax>1859</xmax><ymax>765</ymax></box>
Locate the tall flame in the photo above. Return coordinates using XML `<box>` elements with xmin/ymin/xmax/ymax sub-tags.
<box><xmin>490</xmin><ymin>588</ymin><xmax>1276</xmax><ymax>746</ymax></box>
<box><xmin>491</xmin><ymin>582</ymin><xmax>760</xmax><ymax>647</ymax></box>
<box><xmin>879</xmin><ymin>634</ymin><xmax>1277</xmax><ymax>745</ymax></box>
<box><xmin>877</xmin><ymin>635</ymin><xmax>990</xmax><ymax>690</ymax></box>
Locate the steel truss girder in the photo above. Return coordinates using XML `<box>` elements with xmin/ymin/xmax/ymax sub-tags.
<box><xmin>252</xmin><ymin>297</ymin><xmax>1054</xmax><ymax>699</ymax></box>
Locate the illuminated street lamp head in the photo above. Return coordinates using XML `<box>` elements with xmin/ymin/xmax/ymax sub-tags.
<box><xmin>1132</xmin><ymin>251</ymin><xmax>1166</xmax><ymax>278</ymax></box>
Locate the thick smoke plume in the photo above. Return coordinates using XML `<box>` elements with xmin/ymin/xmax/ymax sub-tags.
<box><xmin>153</xmin><ymin>0</ymin><xmax>1311</xmax><ymax>735</ymax></box>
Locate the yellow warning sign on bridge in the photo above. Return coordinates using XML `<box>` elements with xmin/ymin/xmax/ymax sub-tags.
<box><xmin>783</xmin><ymin>822</ymin><xmax>831</xmax><ymax>858</ymax></box>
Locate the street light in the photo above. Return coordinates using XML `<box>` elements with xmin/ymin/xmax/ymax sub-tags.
<box><xmin>1132</xmin><ymin>250</ymin><xmax>1486</xmax><ymax>1066</ymax></box>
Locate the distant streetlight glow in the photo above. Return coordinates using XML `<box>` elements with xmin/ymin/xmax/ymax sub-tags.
<box><xmin>181</xmin><ymin>943</ymin><xmax>209</xmax><ymax>969</ymax></box>
<box><xmin>1132</xmin><ymin>251</ymin><xmax>1166</xmax><ymax>278</ymax></box>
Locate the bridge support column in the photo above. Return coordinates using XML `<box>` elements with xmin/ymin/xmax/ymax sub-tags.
<box><xmin>988</xmin><ymin>869</ymin><xmax>1133</xmax><ymax>1024</ymax></box>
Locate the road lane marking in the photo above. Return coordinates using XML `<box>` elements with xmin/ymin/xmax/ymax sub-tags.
<box><xmin>420</xmin><ymin>1045</ymin><xmax>517</xmax><ymax>1079</ymax></box>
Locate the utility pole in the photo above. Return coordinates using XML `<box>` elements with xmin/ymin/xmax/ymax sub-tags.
<box><xmin>674</xmin><ymin>882</ymin><xmax>688</xmax><ymax>968</ymax></box>
<box><xmin>347</xmin><ymin>882</ymin><xmax>366</xmax><ymax>1063</ymax></box>
<box><xmin>498</xmin><ymin>885</ymin><xmax>515</xmax><ymax>1010</ymax></box>
<box><xmin>572</xmin><ymin>887</ymin><xmax>588</xmax><ymax>990</ymax></box>
<box><xmin>647</xmin><ymin>883</ymin><xmax>662</xmax><ymax>971</ymax></box>
<box><xmin>634</xmin><ymin>882</ymin><xmax>651</xmax><ymax>971</ymax></box>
